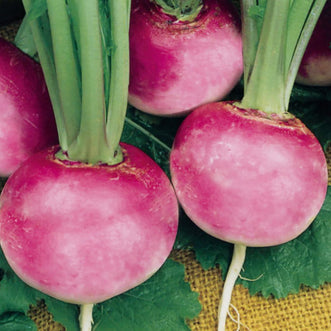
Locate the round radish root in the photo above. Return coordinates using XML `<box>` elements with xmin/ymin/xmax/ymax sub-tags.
<box><xmin>0</xmin><ymin>38</ymin><xmax>58</xmax><ymax>177</ymax></box>
<box><xmin>170</xmin><ymin>101</ymin><xmax>328</xmax><ymax>330</ymax></box>
<box><xmin>170</xmin><ymin>102</ymin><xmax>328</xmax><ymax>247</ymax></box>
<box><xmin>0</xmin><ymin>143</ymin><xmax>178</xmax><ymax>304</ymax></box>
<box><xmin>296</xmin><ymin>2</ymin><xmax>331</xmax><ymax>86</ymax></box>
<box><xmin>128</xmin><ymin>0</ymin><xmax>243</xmax><ymax>116</ymax></box>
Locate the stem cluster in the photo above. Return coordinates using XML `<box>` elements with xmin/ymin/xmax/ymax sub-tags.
<box><xmin>239</xmin><ymin>0</ymin><xmax>327</xmax><ymax>114</ymax></box>
<box><xmin>22</xmin><ymin>0</ymin><xmax>131</xmax><ymax>165</ymax></box>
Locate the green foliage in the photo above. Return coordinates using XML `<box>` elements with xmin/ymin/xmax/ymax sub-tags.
<box><xmin>290</xmin><ymin>85</ymin><xmax>331</xmax><ymax>149</ymax></box>
<box><xmin>0</xmin><ymin>312</ymin><xmax>37</xmax><ymax>331</ymax></box>
<box><xmin>24</xmin><ymin>0</ymin><xmax>46</xmax><ymax>21</ymax></box>
<box><xmin>121</xmin><ymin>106</ymin><xmax>181</xmax><ymax>176</ymax></box>
<box><xmin>92</xmin><ymin>260</ymin><xmax>201</xmax><ymax>330</ymax></box>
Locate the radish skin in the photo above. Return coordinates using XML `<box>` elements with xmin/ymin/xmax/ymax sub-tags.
<box><xmin>170</xmin><ymin>102</ymin><xmax>328</xmax><ymax>247</ymax></box>
<box><xmin>0</xmin><ymin>143</ymin><xmax>178</xmax><ymax>304</ymax></box>
<box><xmin>128</xmin><ymin>0</ymin><xmax>243</xmax><ymax>116</ymax></box>
<box><xmin>0</xmin><ymin>37</ymin><xmax>58</xmax><ymax>176</ymax></box>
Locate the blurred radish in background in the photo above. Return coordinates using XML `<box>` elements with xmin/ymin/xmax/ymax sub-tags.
<box><xmin>128</xmin><ymin>0</ymin><xmax>243</xmax><ymax>116</ymax></box>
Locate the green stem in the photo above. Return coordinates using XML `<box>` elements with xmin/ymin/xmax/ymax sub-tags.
<box><xmin>124</xmin><ymin>117</ymin><xmax>171</xmax><ymax>152</ymax></box>
<box><xmin>240</xmin><ymin>0</ymin><xmax>290</xmax><ymax>114</ymax></box>
<box><xmin>14</xmin><ymin>14</ymin><xmax>37</xmax><ymax>58</ymax></box>
<box><xmin>284</xmin><ymin>0</ymin><xmax>315</xmax><ymax>72</ymax></box>
<box><xmin>46</xmin><ymin>0</ymin><xmax>81</xmax><ymax>147</ymax></box>
<box><xmin>240</xmin><ymin>0</ymin><xmax>259</xmax><ymax>92</ymax></box>
<box><xmin>105</xmin><ymin>0</ymin><xmax>131</xmax><ymax>165</ymax></box>
<box><xmin>154</xmin><ymin>0</ymin><xmax>203</xmax><ymax>21</ymax></box>
<box><xmin>22</xmin><ymin>0</ymin><xmax>68</xmax><ymax>149</ymax></box>
<box><xmin>284</xmin><ymin>0</ymin><xmax>327</xmax><ymax>107</ymax></box>
<box><xmin>67</xmin><ymin>0</ymin><xmax>110</xmax><ymax>164</ymax></box>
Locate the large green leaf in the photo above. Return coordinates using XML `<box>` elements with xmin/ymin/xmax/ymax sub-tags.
<box><xmin>93</xmin><ymin>259</ymin><xmax>201</xmax><ymax>331</ymax></box>
<box><xmin>0</xmin><ymin>312</ymin><xmax>36</xmax><ymax>331</ymax></box>
<box><xmin>290</xmin><ymin>84</ymin><xmax>331</xmax><ymax>149</ymax></box>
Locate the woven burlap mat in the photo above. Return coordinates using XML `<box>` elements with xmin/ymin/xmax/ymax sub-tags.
<box><xmin>1</xmin><ymin>20</ymin><xmax>330</xmax><ymax>331</ymax></box>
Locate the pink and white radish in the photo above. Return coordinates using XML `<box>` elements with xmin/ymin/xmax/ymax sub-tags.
<box><xmin>170</xmin><ymin>1</ymin><xmax>328</xmax><ymax>329</ymax></box>
<box><xmin>0</xmin><ymin>37</ymin><xmax>57</xmax><ymax>177</ymax></box>
<box><xmin>0</xmin><ymin>143</ymin><xmax>178</xmax><ymax>304</ymax></box>
<box><xmin>296</xmin><ymin>1</ymin><xmax>331</xmax><ymax>86</ymax></box>
<box><xmin>0</xmin><ymin>1</ymin><xmax>179</xmax><ymax>330</ymax></box>
<box><xmin>128</xmin><ymin>0</ymin><xmax>243</xmax><ymax>116</ymax></box>
<box><xmin>170</xmin><ymin>102</ymin><xmax>327</xmax><ymax>247</ymax></box>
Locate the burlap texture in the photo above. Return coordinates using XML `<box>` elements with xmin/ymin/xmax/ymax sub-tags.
<box><xmin>1</xmin><ymin>20</ymin><xmax>330</xmax><ymax>331</ymax></box>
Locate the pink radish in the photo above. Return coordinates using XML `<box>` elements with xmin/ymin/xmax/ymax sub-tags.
<box><xmin>128</xmin><ymin>0</ymin><xmax>243</xmax><ymax>116</ymax></box>
<box><xmin>296</xmin><ymin>1</ymin><xmax>331</xmax><ymax>86</ymax></box>
<box><xmin>0</xmin><ymin>143</ymin><xmax>178</xmax><ymax>304</ymax></box>
<box><xmin>0</xmin><ymin>37</ymin><xmax>58</xmax><ymax>177</ymax></box>
<box><xmin>170</xmin><ymin>1</ymin><xmax>328</xmax><ymax>329</ymax></box>
<box><xmin>170</xmin><ymin>102</ymin><xmax>327</xmax><ymax>247</ymax></box>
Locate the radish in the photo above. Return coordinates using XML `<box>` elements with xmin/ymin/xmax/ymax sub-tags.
<box><xmin>0</xmin><ymin>1</ymin><xmax>178</xmax><ymax>330</ymax></box>
<box><xmin>170</xmin><ymin>1</ymin><xmax>328</xmax><ymax>329</ymax></box>
<box><xmin>0</xmin><ymin>143</ymin><xmax>178</xmax><ymax>304</ymax></box>
<box><xmin>128</xmin><ymin>0</ymin><xmax>243</xmax><ymax>116</ymax></box>
<box><xmin>0</xmin><ymin>37</ymin><xmax>57</xmax><ymax>177</ymax></box>
<box><xmin>296</xmin><ymin>1</ymin><xmax>331</xmax><ymax>86</ymax></box>
<box><xmin>170</xmin><ymin>102</ymin><xmax>327</xmax><ymax>246</ymax></box>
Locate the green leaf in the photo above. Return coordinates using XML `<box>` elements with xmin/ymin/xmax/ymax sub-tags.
<box><xmin>121</xmin><ymin>106</ymin><xmax>182</xmax><ymax>176</ymax></box>
<box><xmin>0</xmin><ymin>312</ymin><xmax>37</xmax><ymax>331</ymax></box>
<box><xmin>93</xmin><ymin>259</ymin><xmax>201</xmax><ymax>331</ymax></box>
<box><xmin>176</xmin><ymin>187</ymin><xmax>331</xmax><ymax>299</ymax></box>
<box><xmin>290</xmin><ymin>85</ymin><xmax>331</xmax><ymax>150</ymax></box>
<box><xmin>0</xmin><ymin>249</ymin><xmax>80</xmax><ymax>330</ymax></box>
<box><xmin>25</xmin><ymin>0</ymin><xmax>47</xmax><ymax>21</ymax></box>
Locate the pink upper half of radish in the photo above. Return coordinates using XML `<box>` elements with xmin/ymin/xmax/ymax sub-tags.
<box><xmin>0</xmin><ymin>143</ymin><xmax>178</xmax><ymax>304</ymax></box>
<box><xmin>128</xmin><ymin>0</ymin><xmax>243</xmax><ymax>116</ymax></box>
<box><xmin>0</xmin><ymin>38</ymin><xmax>58</xmax><ymax>177</ymax></box>
<box><xmin>170</xmin><ymin>102</ymin><xmax>328</xmax><ymax>247</ymax></box>
<box><xmin>296</xmin><ymin>2</ymin><xmax>331</xmax><ymax>86</ymax></box>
